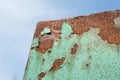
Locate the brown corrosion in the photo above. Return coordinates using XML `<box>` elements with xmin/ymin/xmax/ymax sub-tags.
<box><xmin>38</xmin><ymin>72</ymin><xmax>46</xmax><ymax>80</ymax></box>
<box><xmin>34</xmin><ymin>10</ymin><xmax>120</xmax><ymax>53</ymax></box>
<box><xmin>36</xmin><ymin>35</ymin><xmax>54</xmax><ymax>53</ymax></box>
<box><xmin>50</xmin><ymin>57</ymin><xmax>65</xmax><ymax>71</ymax></box>
<box><xmin>71</xmin><ymin>43</ymin><xmax>79</xmax><ymax>54</ymax></box>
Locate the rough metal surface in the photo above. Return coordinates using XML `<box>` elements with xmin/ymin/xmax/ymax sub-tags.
<box><xmin>24</xmin><ymin>10</ymin><xmax>120</xmax><ymax>80</ymax></box>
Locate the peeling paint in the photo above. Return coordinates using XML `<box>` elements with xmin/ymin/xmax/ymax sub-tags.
<box><xmin>24</xmin><ymin>10</ymin><xmax>120</xmax><ymax>80</ymax></box>
<box><xmin>41</xmin><ymin>27</ymin><xmax>51</xmax><ymax>35</ymax></box>
<box><xmin>114</xmin><ymin>16</ymin><xmax>120</xmax><ymax>28</ymax></box>
<box><xmin>32</xmin><ymin>38</ymin><xmax>39</xmax><ymax>47</ymax></box>
<box><xmin>34</xmin><ymin>10</ymin><xmax>120</xmax><ymax>45</ymax></box>
<box><xmin>24</xmin><ymin>25</ymin><xmax>120</xmax><ymax>80</ymax></box>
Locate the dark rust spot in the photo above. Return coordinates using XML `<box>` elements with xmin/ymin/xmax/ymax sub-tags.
<box><xmin>48</xmin><ymin>50</ymin><xmax>51</xmax><ymax>53</ymax></box>
<box><xmin>50</xmin><ymin>57</ymin><xmax>65</xmax><ymax>71</ymax></box>
<box><xmin>71</xmin><ymin>32</ymin><xmax>74</xmax><ymax>34</ymax></box>
<box><xmin>85</xmin><ymin>63</ymin><xmax>89</xmax><ymax>67</ymax></box>
<box><xmin>82</xmin><ymin>61</ymin><xmax>91</xmax><ymax>70</ymax></box>
<box><xmin>68</xmin><ymin>62</ymin><xmax>70</xmax><ymax>64</ymax></box>
<box><xmin>71</xmin><ymin>43</ymin><xmax>79</xmax><ymax>54</ymax></box>
<box><xmin>42</xmin><ymin>58</ymin><xmax>45</xmax><ymax>62</ymax></box>
<box><xmin>38</xmin><ymin>72</ymin><xmax>46</xmax><ymax>80</ymax></box>
<box><xmin>88</xmin><ymin>56</ymin><xmax>92</xmax><ymax>59</ymax></box>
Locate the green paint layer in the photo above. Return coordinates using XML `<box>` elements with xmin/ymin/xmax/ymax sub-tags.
<box><xmin>24</xmin><ymin>22</ymin><xmax>120</xmax><ymax>80</ymax></box>
<box><xmin>114</xmin><ymin>16</ymin><xmax>120</xmax><ymax>28</ymax></box>
<box><xmin>41</xmin><ymin>27</ymin><xmax>51</xmax><ymax>35</ymax></box>
<box><xmin>61</xmin><ymin>22</ymin><xmax>73</xmax><ymax>37</ymax></box>
<box><xmin>32</xmin><ymin>38</ymin><xmax>39</xmax><ymax>47</ymax></box>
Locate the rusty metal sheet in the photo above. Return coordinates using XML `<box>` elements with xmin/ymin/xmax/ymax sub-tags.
<box><xmin>24</xmin><ymin>10</ymin><xmax>120</xmax><ymax>80</ymax></box>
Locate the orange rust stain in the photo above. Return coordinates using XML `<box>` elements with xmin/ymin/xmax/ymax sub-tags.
<box><xmin>68</xmin><ymin>11</ymin><xmax>120</xmax><ymax>45</ymax></box>
<box><xmin>34</xmin><ymin>20</ymin><xmax>64</xmax><ymax>38</ymax></box>
<box><xmin>38</xmin><ymin>72</ymin><xmax>46</xmax><ymax>80</ymax></box>
<box><xmin>71</xmin><ymin>43</ymin><xmax>79</xmax><ymax>54</ymax></box>
<box><xmin>50</xmin><ymin>57</ymin><xmax>65</xmax><ymax>71</ymax></box>
<box><xmin>34</xmin><ymin>10</ymin><xmax>120</xmax><ymax>53</ymax></box>
<box><xmin>34</xmin><ymin>21</ymin><xmax>64</xmax><ymax>53</ymax></box>
<box><xmin>36</xmin><ymin>35</ymin><xmax>54</xmax><ymax>53</ymax></box>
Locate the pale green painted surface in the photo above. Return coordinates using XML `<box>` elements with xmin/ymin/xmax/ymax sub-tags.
<box><xmin>24</xmin><ymin>22</ymin><xmax>120</xmax><ymax>80</ymax></box>
<box><xmin>114</xmin><ymin>16</ymin><xmax>120</xmax><ymax>28</ymax></box>
<box><xmin>61</xmin><ymin>22</ymin><xmax>73</xmax><ymax>37</ymax></box>
<box><xmin>41</xmin><ymin>27</ymin><xmax>51</xmax><ymax>35</ymax></box>
<box><xmin>32</xmin><ymin>38</ymin><xmax>39</xmax><ymax>47</ymax></box>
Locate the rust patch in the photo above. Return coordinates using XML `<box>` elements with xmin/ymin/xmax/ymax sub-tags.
<box><xmin>38</xmin><ymin>72</ymin><xmax>46</xmax><ymax>80</ymax></box>
<box><xmin>69</xmin><ymin>11</ymin><xmax>120</xmax><ymax>45</ymax></box>
<box><xmin>50</xmin><ymin>57</ymin><xmax>65</xmax><ymax>71</ymax></box>
<box><xmin>71</xmin><ymin>43</ymin><xmax>79</xmax><ymax>54</ymax></box>
<box><xmin>35</xmin><ymin>20</ymin><xmax>64</xmax><ymax>38</ymax></box>
<box><xmin>36</xmin><ymin>35</ymin><xmax>54</xmax><ymax>53</ymax></box>
<box><xmin>34</xmin><ymin>10</ymin><xmax>120</xmax><ymax>53</ymax></box>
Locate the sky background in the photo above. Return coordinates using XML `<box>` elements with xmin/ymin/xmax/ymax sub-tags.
<box><xmin>0</xmin><ymin>0</ymin><xmax>120</xmax><ymax>80</ymax></box>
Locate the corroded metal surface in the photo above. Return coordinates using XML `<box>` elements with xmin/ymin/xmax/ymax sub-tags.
<box><xmin>24</xmin><ymin>10</ymin><xmax>120</xmax><ymax>80</ymax></box>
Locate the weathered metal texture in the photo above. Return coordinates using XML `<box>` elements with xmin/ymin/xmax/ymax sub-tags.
<box><xmin>24</xmin><ymin>10</ymin><xmax>120</xmax><ymax>80</ymax></box>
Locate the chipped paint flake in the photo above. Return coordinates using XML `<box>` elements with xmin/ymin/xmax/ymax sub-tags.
<box><xmin>41</xmin><ymin>27</ymin><xmax>51</xmax><ymax>35</ymax></box>
<box><xmin>32</xmin><ymin>38</ymin><xmax>39</xmax><ymax>47</ymax></box>
<box><xmin>114</xmin><ymin>16</ymin><xmax>120</xmax><ymax>28</ymax></box>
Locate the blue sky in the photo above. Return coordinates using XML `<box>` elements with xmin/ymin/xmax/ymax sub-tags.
<box><xmin>0</xmin><ymin>0</ymin><xmax>120</xmax><ymax>80</ymax></box>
